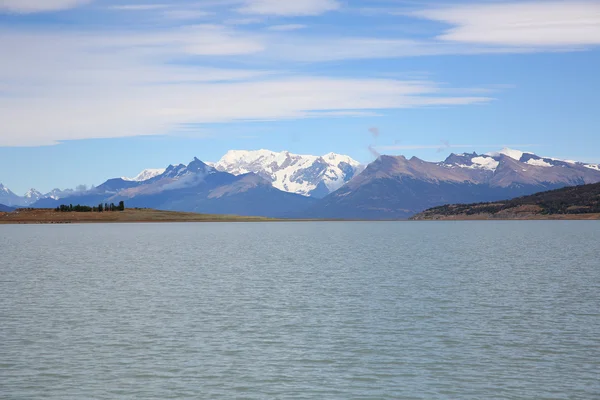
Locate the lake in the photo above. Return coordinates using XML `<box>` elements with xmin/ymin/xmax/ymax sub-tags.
<box><xmin>1</xmin><ymin>222</ymin><xmax>599</xmax><ymax>399</ymax></box>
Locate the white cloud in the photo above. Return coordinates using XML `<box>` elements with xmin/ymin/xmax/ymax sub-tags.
<box><xmin>0</xmin><ymin>0</ymin><xmax>92</xmax><ymax>13</ymax></box>
<box><xmin>0</xmin><ymin>76</ymin><xmax>491</xmax><ymax>146</ymax></box>
<box><xmin>0</xmin><ymin>26</ymin><xmax>491</xmax><ymax>147</ymax></box>
<box><xmin>413</xmin><ymin>1</ymin><xmax>600</xmax><ymax>47</ymax></box>
<box><xmin>90</xmin><ymin>24</ymin><xmax>265</xmax><ymax>56</ymax></box>
<box><xmin>267</xmin><ymin>24</ymin><xmax>307</xmax><ymax>31</ymax></box>
<box><xmin>109</xmin><ymin>4</ymin><xmax>169</xmax><ymax>11</ymax></box>
<box><xmin>164</xmin><ymin>9</ymin><xmax>212</xmax><ymax>20</ymax></box>
<box><xmin>237</xmin><ymin>0</ymin><xmax>339</xmax><ymax>16</ymax></box>
<box><xmin>109</xmin><ymin>3</ymin><xmax>212</xmax><ymax>19</ymax></box>
<box><xmin>262</xmin><ymin>36</ymin><xmax>533</xmax><ymax>62</ymax></box>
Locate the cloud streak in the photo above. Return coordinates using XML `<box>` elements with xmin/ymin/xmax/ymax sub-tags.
<box><xmin>412</xmin><ymin>1</ymin><xmax>600</xmax><ymax>47</ymax></box>
<box><xmin>0</xmin><ymin>25</ymin><xmax>494</xmax><ymax>147</ymax></box>
<box><xmin>109</xmin><ymin>4</ymin><xmax>169</xmax><ymax>11</ymax></box>
<box><xmin>237</xmin><ymin>0</ymin><xmax>340</xmax><ymax>16</ymax></box>
<box><xmin>0</xmin><ymin>0</ymin><xmax>92</xmax><ymax>13</ymax></box>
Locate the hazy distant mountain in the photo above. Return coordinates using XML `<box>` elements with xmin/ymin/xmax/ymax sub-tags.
<box><xmin>122</xmin><ymin>168</ymin><xmax>166</xmax><ymax>182</ymax></box>
<box><xmin>214</xmin><ymin>150</ymin><xmax>363</xmax><ymax>198</ymax></box>
<box><xmin>23</xmin><ymin>189</ymin><xmax>44</xmax><ymax>205</ymax></box>
<box><xmin>0</xmin><ymin>203</ymin><xmax>14</xmax><ymax>212</ymax></box>
<box><xmin>45</xmin><ymin>188</ymin><xmax>76</xmax><ymax>200</ymax></box>
<box><xmin>303</xmin><ymin>149</ymin><xmax>600</xmax><ymax>219</ymax></box>
<box><xmin>0</xmin><ymin>184</ymin><xmax>25</xmax><ymax>206</ymax></box>
<box><xmin>1</xmin><ymin>184</ymin><xmax>77</xmax><ymax>206</ymax></box>
<box><xmin>32</xmin><ymin>157</ymin><xmax>315</xmax><ymax>217</ymax></box>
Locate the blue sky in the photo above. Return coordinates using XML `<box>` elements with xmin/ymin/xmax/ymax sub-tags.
<box><xmin>1</xmin><ymin>0</ymin><xmax>599</xmax><ymax>194</ymax></box>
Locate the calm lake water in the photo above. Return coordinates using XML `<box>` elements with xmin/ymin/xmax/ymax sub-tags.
<box><xmin>1</xmin><ymin>222</ymin><xmax>599</xmax><ymax>399</ymax></box>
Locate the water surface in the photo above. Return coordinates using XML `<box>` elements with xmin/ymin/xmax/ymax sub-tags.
<box><xmin>1</xmin><ymin>222</ymin><xmax>599</xmax><ymax>399</ymax></box>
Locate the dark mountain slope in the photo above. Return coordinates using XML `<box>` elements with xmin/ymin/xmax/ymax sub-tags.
<box><xmin>412</xmin><ymin>182</ymin><xmax>600</xmax><ymax>220</ymax></box>
<box><xmin>0</xmin><ymin>204</ymin><xmax>15</xmax><ymax>212</ymax></box>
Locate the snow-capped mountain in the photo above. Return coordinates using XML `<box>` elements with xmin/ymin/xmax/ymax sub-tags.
<box><xmin>304</xmin><ymin>148</ymin><xmax>600</xmax><ymax>219</ymax></box>
<box><xmin>45</xmin><ymin>188</ymin><xmax>76</xmax><ymax>200</ymax></box>
<box><xmin>0</xmin><ymin>184</ymin><xmax>77</xmax><ymax>206</ymax></box>
<box><xmin>444</xmin><ymin>148</ymin><xmax>600</xmax><ymax>174</ymax></box>
<box><xmin>0</xmin><ymin>183</ymin><xmax>24</xmax><ymax>206</ymax></box>
<box><xmin>23</xmin><ymin>189</ymin><xmax>44</xmax><ymax>205</ymax></box>
<box><xmin>30</xmin><ymin>157</ymin><xmax>315</xmax><ymax>218</ymax></box>
<box><xmin>123</xmin><ymin>168</ymin><xmax>166</xmax><ymax>182</ymax></box>
<box><xmin>214</xmin><ymin>150</ymin><xmax>364</xmax><ymax>198</ymax></box>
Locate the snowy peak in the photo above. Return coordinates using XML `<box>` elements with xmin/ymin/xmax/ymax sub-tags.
<box><xmin>440</xmin><ymin>149</ymin><xmax>600</xmax><ymax>186</ymax></box>
<box><xmin>45</xmin><ymin>188</ymin><xmax>75</xmax><ymax>200</ymax></box>
<box><xmin>0</xmin><ymin>183</ymin><xmax>24</xmax><ymax>206</ymax></box>
<box><xmin>24</xmin><ymin>188</ymin><xmax>42</xmax><ymax>198</ymax></box>
<box><xmin>23</xmin><ymin>189</ymin><xmax>44</xmax><ymax>205</ymax></box>
<box><xmin>214</xmin><ymin>149</ymin><xmax>363</xmax><ymax>198</ymax></box>
<box><xmin>186</xmin><ymin>157</ymin><xmax>215</xmax><ymax>174</ymax></box>
<box><xmin>157</xmin><ymin>157</ymin><xmax>216</xmax><ymax>181</ymax></box>
<box><xmin>443</xmin><ymin>153</ymin><xmax>499</xmax><ymax>171</ymax></box>
<box><xmin>123</xmin><ymin>168</ymin><xmax>166</xmax><ymax>182</ymax></box>
<box><xmin>584</xmin><ymin>163</ymin><xmax>600</xmax><ymax>171</ymax></box>
<box><xmin>491</xmin><ymin>148</ymin><xmax>529</xmax><ymax>161</ymax></box>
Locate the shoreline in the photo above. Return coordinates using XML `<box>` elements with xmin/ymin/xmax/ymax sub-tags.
<box><xmin>2</xmin><ymin>209</ymin><xmax>599</xmax><ymax>225</ymax></box>
<box><xmin>410</xmin><ymin>213</ymin><xmax>600</xmax><ymax>221</ymax></box>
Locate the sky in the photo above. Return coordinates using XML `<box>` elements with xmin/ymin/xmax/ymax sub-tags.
<box><xmin>1</xmin><ymin>0</ymin><xmax>599</xmax><ymax>194</ymax></box>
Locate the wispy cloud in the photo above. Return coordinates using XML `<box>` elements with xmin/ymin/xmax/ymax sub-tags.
<box><xmin>0</xmin><ymin>26</ymin><xmax>492</xmax><ymax>147</ymax></box>
<box><xmin>109</xmin><ymin>4</ymin><xmax>169</xmax><ymax>11</ymax></box>
<box><xmin>237</xmin><ymin>0</ymin><xmax>340</xmax><ymax>16</ymax></box>
<box><xmin>109</xmin><ymin>3</ymin><xmax>212</xmax><ymax>20</ymax></box>
<box><xmin>0</xmin><ymin>0</ymin><xmax>92</xmax><ymax>13</ymax></box>
<box><xmin>412</xmin><ymin>1</ymin><xmax>600</xmax><ymax>47</ymax></box>
<box><xmin>9</xmin><ymin>1</ymin><xmax>597</xmax><ymax>149</ymax></box>
<box><xmin>267</xmin><ymin>24</ymin><xmax>307</xmax><ymax>32</ymax></box>
<box><xmin>163</xmin><ymin>9</ymin><xmax>212</xmax><ymax>20</ymax></box>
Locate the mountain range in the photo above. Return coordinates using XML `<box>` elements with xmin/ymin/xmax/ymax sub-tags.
<box><xmin>31</xmin><ymin>157</ymin><xmax>317</xmax><ymax>218</ymax></box>
<box><xmin>213</xmin><ymin>150</ymin><xmax>363</xmax><ymax>198</ymax></box>
<box><xmin>2</xmin><ymin>148</ymin><xmax>599</xmax><ymax>219</ymax></box>
<box><xmin>302</xmin><ymin>149</ymin><xmax>600</xmax><ymax>219</ymax></box>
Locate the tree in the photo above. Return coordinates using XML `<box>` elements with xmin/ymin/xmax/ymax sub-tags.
<box><xmin>118</xmin><ymin>201</ymin><xmax>125</xmax><ymax>211</ymax></box>
<box><xmin>98</xmin><ymin>203</ymin><xmax>103</xmax><ymax>212</ymax></box>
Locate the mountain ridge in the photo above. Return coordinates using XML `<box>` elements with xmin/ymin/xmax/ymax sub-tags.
<box><xmin>31</xmin><ymin>157</ymin><xmax>316</xmax><ymax>218</ymax></box>
<box><xmin>4</xmin><ymin>148</ymin><xmax>600</xmax><ymax>219</ymax></box>
<box><xmin>300</xmin><ymin>149</ymin><xmax>600</xmax><ymax>219</ymax></box>
<box><xmin>214</xmin><ymin>149</ymin><xmax>364</xmax><ymax>198</ymax></box>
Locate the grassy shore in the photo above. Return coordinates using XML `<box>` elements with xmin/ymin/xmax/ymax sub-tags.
<box><xmin>0</xmin><ymin>208</ymin><xmax>278</xmax><ymax>224</ymax></box>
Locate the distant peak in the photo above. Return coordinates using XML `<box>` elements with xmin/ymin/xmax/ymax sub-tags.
<box><xmin>123</xmin><ymin>168</ymin><xmax>166</xmax><ymax>182</ymax></box>
<box><xmin>486</xmin><ymin>148</ymin><xmax>533</xmax><ymax>161</ymax></box>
